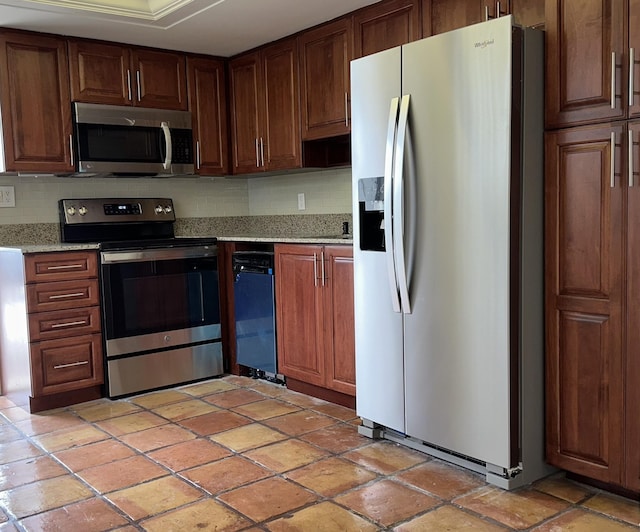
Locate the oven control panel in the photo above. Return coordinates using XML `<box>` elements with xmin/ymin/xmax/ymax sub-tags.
<box><xmin>60</xmin><ymin>198</ymin><xmax>176</xmax><ymax>224</ymax></box>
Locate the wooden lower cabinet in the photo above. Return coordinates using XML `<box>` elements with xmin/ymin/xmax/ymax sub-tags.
<box><xmin>0</xmin><ymin>250</ymin><xmax>104</xmax><ymax>412</ymax></box>
<box><xmin>275</xmin><ymin>244</ymin><xmax>355</xmax><ymax>405</ymax></box>
<box><xmin>545</xmin><ymin>121</ymin><xmax>640</xmax><ymax>493</ymax></box>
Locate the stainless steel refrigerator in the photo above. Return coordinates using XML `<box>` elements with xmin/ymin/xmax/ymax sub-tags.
<box><xmin>351</xmin><ymin>16</ymin><xmax>552</xmax><ymax>489</ymax></box>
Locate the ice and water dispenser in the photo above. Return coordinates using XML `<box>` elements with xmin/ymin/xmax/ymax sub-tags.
<box><xmin>358</xmin><ymin>177</ymin><xmax>386</xmax><ymax>251</ymax></box>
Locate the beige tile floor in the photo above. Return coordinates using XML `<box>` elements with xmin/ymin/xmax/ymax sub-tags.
<box><xmin>0</xmin><ymin>375</ymin><xmax>638</xmax><ymax>531</ymax></box>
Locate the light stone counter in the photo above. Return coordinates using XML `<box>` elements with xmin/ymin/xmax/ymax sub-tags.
<box><xmin>0</xmin><ymin>243</ymin><xmax>100</xmax><ymax>254</ymax></box>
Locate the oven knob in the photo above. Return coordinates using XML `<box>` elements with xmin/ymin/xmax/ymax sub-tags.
<box><xmin>155</xmin><ymin>205</ymin><xmax>164</xmax><ymax>214</ymax></box>
<box><xmin>66</xmin><ymin>206</ymin><xmax>76</xmax><ymax>216</ymax></box>
<box><xmin>163</xmin><ymin>205</ymin><xmax>173</xmax><ymax>214</ymax></box>
<box><xmin>78</xmin><ymin>206</ymin><xmax>88</xmax><ymax>216</ymax></box>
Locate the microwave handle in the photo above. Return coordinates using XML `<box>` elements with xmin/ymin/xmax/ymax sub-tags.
<box><xmin>161</xmin><ymin>122</ymin><xmax>172</xmax><ymax>170</ymax></box>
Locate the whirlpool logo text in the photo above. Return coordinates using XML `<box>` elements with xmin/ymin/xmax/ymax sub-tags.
<box><xmin>474</xmin><ymin>39</ymin><xmax>495</xmax><ymax>49</ymax></box>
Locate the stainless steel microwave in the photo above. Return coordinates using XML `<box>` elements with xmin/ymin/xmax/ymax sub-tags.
<box><xmin>73</xmin><ymin>103</ymin><xmax>194</xmax><ymax>177</ymax></box>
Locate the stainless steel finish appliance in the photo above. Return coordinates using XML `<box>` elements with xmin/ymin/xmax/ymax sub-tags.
<box><xmin>73</xmin><ymin>103</ymin><xmax>194</xmax><ymax>177</ymax></box>
<box><xmin>351</xmin><ymin>16</ymin><xmax>551</xmax><ymax>489</ymax></box>
<box><xmin>232</xmin><ymin>251</ymin><xmax>278</xmax><ymax>378</ymax></box>
<box><xmin>59</xmin><ymin>197</ymin><xmax>222</xmax><ymax>397</ymax></box>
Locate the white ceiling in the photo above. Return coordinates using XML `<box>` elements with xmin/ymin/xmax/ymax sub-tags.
<box><xmin>0</xmin><ymin>0</ymin><xmax>379</xmax><ymax>57</ymax></box>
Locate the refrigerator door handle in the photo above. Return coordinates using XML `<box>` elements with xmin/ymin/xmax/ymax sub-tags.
<box><xmin>394</xmin><ymin>94</ymin><xmax>412</xmax><ymax>314</ymax></box>
<box><xmin>384</xmin><ymin>97</ymin><xmax>401</xmax><ymax>313</ymax></box>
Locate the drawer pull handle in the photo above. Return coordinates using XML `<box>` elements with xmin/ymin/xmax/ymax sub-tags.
<box><xmin>45</xmin><ymin>264</ymin><xmax>84</xmax><ymax>271</ymax></box>
<box><xmin>49</xmin><ymin>292</ymin><xmax>85</xmax><ymax>300</ymax></box>
<box><xmin>53</xmin><ymin>361</ymin><xmax>89</xmax><ymax>370</ymax></box>
<box><xmin>51</xmin><ymin>320</ymin><xmax>87</xmax><ymax>329</ymax></box>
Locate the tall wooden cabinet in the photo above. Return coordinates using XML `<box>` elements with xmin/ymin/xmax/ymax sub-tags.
<box><xmin>68</xmin><ymin>39</ymin><xmax>188</xmax><ymax>110</ymax></box>
<box><xmin>229</xmin><ymin>38</ymin><xmax>301</xmax><ymax>175</ymax></box>
<box><xmin>545</xmin><ymin>0</ymin><xmax>640</xmax><ymax>495</ymax></box>
<box><xmin>0</xmin><ymin>30</ymin><xmax>74</xmax><ymax>173</ymax></box>
<box><xmin>187</xmin><ymin>56</ymin><xmax>228</xmax><ymax>176</ymax></box>
<box><xmin>275</xmin><ymin>244</ymin><xmax>355</xmax><ymax>405</ymax></box>
<box><xmin>545</xmin><ymin>0</ymin><xmax>639</xmax><ymax>129</ymax></box>
<box><xmin>298</xmin><ymin>18</ymin><xmax>353</xmax><ymax>140</ymax></box>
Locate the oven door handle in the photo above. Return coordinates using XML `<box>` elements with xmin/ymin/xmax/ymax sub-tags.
<box><xmin>101</xmin><ymin>246</ymin><xmax>217</xmax><ymax>264</ymax></box>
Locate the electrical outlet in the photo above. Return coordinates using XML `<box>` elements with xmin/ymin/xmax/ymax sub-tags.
<box><xmin>297</xmin><ymin>192</ymin><xmax>306</xmax><ymax>211</ymax></box>
<box><xmin>0</xmin><ymin>186</ymin><xmax>15</xmax><ymax>208</ymax></box>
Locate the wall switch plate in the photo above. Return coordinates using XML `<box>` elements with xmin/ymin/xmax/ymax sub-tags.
<box><xmin>0</xmin><ymin>186</ymin><xmax>15</xmax><ymax>207</ymax></box>
<box><xmin>297</xmin><ymin>192</ymin><xmax>306</xmax><ymax>210</ymax></box>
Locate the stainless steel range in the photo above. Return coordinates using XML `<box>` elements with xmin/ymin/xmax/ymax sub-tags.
<box><xmin>59</xmin><ymin>197</ymin><xmax>223</xmax><ymax>397</ymax></box>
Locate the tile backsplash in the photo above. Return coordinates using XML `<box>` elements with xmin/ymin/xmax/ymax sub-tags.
<box><xmin>0</xmin><ymin>167</ymin><xmax>353</xmax><ymax>225</ymax></box>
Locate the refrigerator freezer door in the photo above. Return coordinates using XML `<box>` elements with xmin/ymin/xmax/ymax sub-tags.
<box><xmin>402</xmin><ymin>17</ymin><xmax>515</xmax><ymax>469</ymax></box>
<box><xmin>351</xmin><ymin>47</ymin><xmax>406</xmax><ymax>433</ymax></box>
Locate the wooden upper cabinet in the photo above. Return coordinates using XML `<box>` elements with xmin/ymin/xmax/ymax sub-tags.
<box><xmin>299</xmin><ymin>17</ymin><xmax>353</xmax><ymax>140</ymax></box>
<box><xmin>132</xmin><ymin>49</ymin><xmax>188</xmax><ymax>110</ymax></box>
<box><xmin>187</xmin><ymin>56</ymin><xmax>228</xmax><ymax>176</ymax></box>
<box><xmin>424</xmin><ymin>0</ymin><xmax>483</xmax><ymax>35</ymax></box>
<box><xmin>229</xmin><ymin>52</ymin><xmax>262</xmax><ymax>174</ymax></box>
<box><xmin>508</xmin><ymin>0</ymin><xmax>545</xmax><ymax>27</ymax></box>
<box><xmin>545</xmin><ymin>123</ymin><xmax>625</xmax><ymax>485</ymax></box>
<box><xmin>229</xmin><ymin>38</ymin><xmax>300</xmax><ymax>175</ymax></box>
<box><xmin>68</xmin><ymin>40</ymin><xmax>130</xmax><ymax>106</ymax></box>
<box><xmin>353</xmin><ymin>0</ymin><xmax>422</xmax><ymax>58</ymax></box>
<box><xmin>68</xmin><ymin>39</ymin><xmax>188</xmax><ymax>110</ymax></box>
<box><xmin>631</xmin><ymin>0</ymin><xmax>640</xmax><ymax>118</ymax></box>
<box><xmin>545</xmin><ymin>0</ymin><xmax>626</xmax><ymax>128</ymax></box>
<box><xmin>0</xmin><ymin>30</ymin><xmax>73</xmax><ymax>173</ymax></box>
<box><xmin>262</xmin><ymin>39</ymin><xmax>301</xmax><ymax>171</ymax></box>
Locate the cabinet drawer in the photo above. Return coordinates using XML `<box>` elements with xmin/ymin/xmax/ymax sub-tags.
<box><xmin>25</xmin><ymin>251</ymin><xmax>98</xmax><ymax>283</ymax></box>
<box><xmin>26</xmin><ymin>279</ymin><xmax>100</xmax><ymax>312</ymax></box>
<box><xmin>29</xmin><ymin>306</ymin><xmax>101</xmax><ymax>341</ymax></box>
<box><xmin>31</xmin><ymin>334</ymin><xmax>104</xmax><ymax>396</ymax></box>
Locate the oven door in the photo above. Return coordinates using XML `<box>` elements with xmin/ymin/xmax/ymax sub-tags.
<box><xmin>101</xmin><ymin>245</ymin><xmax>220</xmax><ymax>358</ymax></box>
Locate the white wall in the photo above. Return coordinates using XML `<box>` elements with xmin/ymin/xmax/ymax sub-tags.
<box><xmin>0</xmin><ymin>168</ymin><xmax>353</xmax><ymax>224</ymax></box>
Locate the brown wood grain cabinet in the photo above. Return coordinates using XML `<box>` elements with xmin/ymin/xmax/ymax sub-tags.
<box><xmin>229</xmin><ymin>38</ymin><xmax>301</xmax><ymax>175</ymax></box>
<box><xmin>298</xmin><ymin>17</ymin><xmax>353</xmax><ymax>141</ymax></box>
<box><xmin>187</xmin><ymin>56</ymin><xmax>228</xmax><ymax>176</ymax></box>
<box><xmin>545</xmin><ymin>121</ymin><xmax>640</xmax><ymax>492</ymax></box>
<box><xmin>69</xmin><ymin>39</ymin><xmax>188</xmax><ymax>110</ymax></box>
<box><xmin>275</xmin><ymin>244</ymin><xmax>355</xmax><ymax>404</ymax></box>
<box><xmin>544</xmin><ymin>0</ymin><xmax>638</xmax><ymax>128</ymax></box>
<box><xmin>353</xmin><ymin>0</ymin><xmax>422</xmax><ymax>58</ymax></box>
<box><xmin>0</xmin><ymin>250</ymin><xmax>104</xmax><ymax>412</ymax></box>
<box><xmin>423</xmin><ymin>0</ymin><xmax>543</xmax><ymax>36</ymax></box>
<box><xmin>0</xmin><ymin>30</ymin><xmax>74</xmax><ymax>173</ymax></box>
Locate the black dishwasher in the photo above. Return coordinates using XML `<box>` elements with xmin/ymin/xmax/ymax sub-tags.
<box><xmin>232</xmin><ymin>251</ymin><xmax>278</xmax><ymax>378</ymax></box>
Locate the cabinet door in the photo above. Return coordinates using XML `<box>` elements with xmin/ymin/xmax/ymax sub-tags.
<box><xmin>68</xmin><ymin>40</ymin><xmax>132</xmax><ymax>106</ymax></box>
<box><xmin>630</xmin><ymin>0</ymin><xmax>640</xmax><ymax>118</ymax></box>
<box><xmin>229</xmin><ymin>52</ymin><xmax>262</xmax><ymax>174</ymax></box>
<box><xmin>545</xmin><ymin>124</ymin><xmax>625</xmax><ymax>485</ymax></box>
<box><xmin>299</xmin><ymin>17</ymin><xmax>353</xmax><ymax>140</ymax></box>
<box><xmin>354</xmin><ymin>0</ymin><xmax>421</xmax><ymax>58</ymax></box>
<box><xmin>625</xmin><ymin>120</ymin><xmax>640</xmax><ymax>491</ymax></box>
<box><xmin>0</xmin><ymin>31</ymin><xmax>73</xmax><ymax>173</ymax></box>
<box><xmin>324</xmin><ymin>246</ymin><xmax>355</xmax><ymax>396</ymax></box>
<box><xmin>30</xmin><ymin>334</ymin><xmax>104</xmax><ymax>396</ymax></box>
<box><xmin>262</xmin><ymin>38</ymin><xmax>302</xmax><ymax>171</ymax></box>
<box><xmin>509</xmin><ymin>0</ymin><xmax>545</xmax><ymax>27</ymax></box>
<box><xmin>275</xmin><ymin>245</ymin><xmax>325</xmax><ymax>386</ymax></box>
<box><xmin>424</xmin><ymin>0</ymin><xmax>483</xmax><ymax>36</ymax></box>
<box><xmin>545</xmin><ymin>0</ymin><xmax>626</xmax><ymax>128</ymax></box>
<box><xmin>132</xmin><ymin>49</ymin><xmax>188</xmax><ymax>110</ymax></box>
<box><xmin>187</xmin><ymin>56</ymin><xmax>228</xmax><ymax>176</ymax></box>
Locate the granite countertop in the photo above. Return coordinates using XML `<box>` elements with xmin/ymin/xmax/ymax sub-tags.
<box><xmin>216</xmin><ymin>235</ymin><xmax>353</xmax><ymax>244</ymax></box>
<box><xmin>0</xmin><ymin>243</ymin><xmax>101</xmax><ymax>254</ymax></box>
<box><xmin>0</xmin><ymin>236</ymin><xmax>352</xmax><ymax>254</ymax></box>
